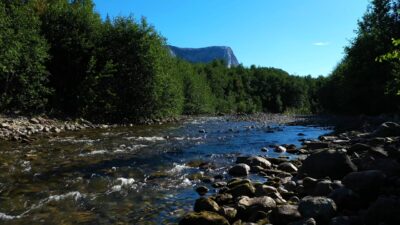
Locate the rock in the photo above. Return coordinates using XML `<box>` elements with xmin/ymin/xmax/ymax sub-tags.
<box><xmin>244</xmin><ymin>157</ymin><xmax>271</xmax><ymax>169</ymax></box>
<box><xmin>213</xmin><ymin>181</ymin><xmax>227</xmax><ymax>188</ymax></box>
<box><xmin>328</xmin><ymin>187</ymin><xmax>361</xmax><ymax>211</ymax></box>
<box><xmin>298</xmin><ymin>133</ymin><xmax>305</xmax><ymax>136</ymax></box>
<box><xmin>298</xmin><ymin>149</ymin><xmax>357</xmax><ymax>179</ymax></box>
<box><xmin>278</xmin><ymin>162</ymin><xmax>298</xmax><ymax>173</ymax></box>
<box><xmin>288</xmin><ymin>218</ymin><xmax>316</xmax><ymax>225</ymax></box>
<box><xmin>29</xmin><ymin>118</ymin><xmax>40</xmax><ymax>124</ymax></box>
<box><xmin>329</xmin><ymin>216</ymin><xmax>352</xmax><ymax>225</ymax></box>
<box><xmin>275</xmin><ymin>146</ymin><xmax>287</xmax><ymax>153</ymax></box>
<box><xmin>372</xmin><ymin>122</ymin><xmax>400</xmax><ymax>137</ymax></box>
<box><xmin>237</xmin><ymin>196</ymin><xmax>276</xmax><ymax>220</ymax></box>
<box><xmin>228</xmin><ymin>164</ymin><xmax>250</xmax><ymax>177</ymax></box>
<box><xmin>313</xmin><ymin>180</ymin><xmax>333</xmax><ymax>196</ymax></box>
<box><xmin>343</xmin><ymin>170</ymin><xmax>385</xmax><ymax>199</ymax></box>
<box><xmin>214</xmin><ymin>193</ymin><xmax>233</xmax><ymax>205</ymax></box>
<box><xmin>349</xmin><ymin>143</ymin><xmax>388</xmax><ymax>157</ymax></box>
<box><xmin>220</xmin><ymin>206</ymin><xmax>237</xmax><ymax>221</ymax></box>
<box><xmin>365</xmin><ymin>197</ymin><xmax>400</xmax><ymax>225</ymax></box>
<box><xmin>199</xmin><ymin>129</ymin><xmax>206</xmax><ymax>133</ymax></box>
<box><xmin>298</xmin><ymin>196</ymin><xmax>337</xmax><ymax>224</ymax></box>
<box><xmin>261</xmin><ymin>147</ymin><xmax>269</xmax><ymax>152</ymax></box>
<box><xmin>179</xmin><ymin>211</ymin><xmax>230</xmax><ymax>225</ymax></box>
<box><xmin>194</xmin><ymin>197</ymin><xmax>220</xmax><ymax>213</ymax></box>
<box><xmin>195</xmin><ymin>186</ymin><xmax>209</xmax><ymax>196</ymax></box>
<box><xmin>270</xmin><ymin>204</ymin><xmax>302</xmax><ymax>225</ymax></box>
<box><xmin>227</xmin><ymin>182</ymin><xmax>255</xmax><ymax>198</ymax></box>
<box><xmin>51</xmin><ymin>127</ymin><xmax>61</xmax><ymax>133</ymax></box>
<box><xmin>303</xmin><ymin>141</ymin><xmax>330</xmax><ymax>150</ymax></box>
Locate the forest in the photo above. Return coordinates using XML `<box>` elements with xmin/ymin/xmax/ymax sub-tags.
<box><xmin>0</xmin><ymin>0</ymin><xmax>399</xmax><ymax>123</ymax></box>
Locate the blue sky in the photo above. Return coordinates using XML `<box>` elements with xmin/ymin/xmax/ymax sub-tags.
<box><xmin>93</xmin><ymin>0</ymin><xmax>370</xmax><ymax>76</ymax></box>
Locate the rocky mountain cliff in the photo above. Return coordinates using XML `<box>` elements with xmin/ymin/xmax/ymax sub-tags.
<box><xmin>168</xmin><ymin>45</ymin><xmax>240</xmax><ymax>67</ymax></box>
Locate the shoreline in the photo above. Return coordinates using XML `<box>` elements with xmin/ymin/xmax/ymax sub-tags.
<box><xmin>178</xmin><ymin>120</ymin><xmax>400</xmax><ymax>225</ymax></box>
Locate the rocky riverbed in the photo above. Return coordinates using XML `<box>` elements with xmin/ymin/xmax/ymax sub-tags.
<box><xmin>179</xmin><ymin>121</ymin><xmax>400</xmax><ymax>225</ymax></box>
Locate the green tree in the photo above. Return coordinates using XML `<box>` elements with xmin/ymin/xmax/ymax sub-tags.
<box><xmin>0</xmin><ymin>1</ymin><xmax>50</xmax><ymax>113</ymax></box>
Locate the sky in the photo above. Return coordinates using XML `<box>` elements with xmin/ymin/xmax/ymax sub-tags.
<box><xmin>93</xmin><ymin>0</ymin><xmax>370</xmax><ymax>76</ymax></box>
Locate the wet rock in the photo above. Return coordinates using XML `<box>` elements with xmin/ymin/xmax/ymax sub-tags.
<box><xmin>298</xmin><ymin>133</ymin><xmax>305</xmax><ymax>136</ymax></box>
<box><xmin>214</xmin><ymin>193</ymin><xmax>233</xmax><ymax>205</ymax></box>
<box><xmin>195</xmin><ymin>186</ymin><xmax>209</xmax><ymax>196</ymax></box>
<box><xmin>343</xmin><ymin>170</ymin><xmax>385</xmax><ymax>199</ymax></box>
<box><xmin>244</xmin><ymin>156</ymin><xmax>271</xmax><ymax>169</ymax></box>
<box><xmin>270</xmin><ymin>204</ymin><xmax>302</xmax><ymax>225</ymax></box>
<box><xmin>372</xmin><ymin>122</ymin><xmax>400</xmax><ymax>137</ymax></box>
<box><xmin>288</xmin><ymin>218</ymin><xmax>316</xmax><ymax>225</ymax></box>
<box><xmin>248</xmin><ymin>210</ymin><xmax>269</xmax><ymax>223</ymax></box>
<box><xmin>360</xmin><ymin>158</ymin><xmax>400</xmax><ymax>177</ymax></box>
<box><xmin>298</xmin><ymin>196</ymin><xmax>337</xmax><ymax>224</ymax></box>
<box><xmin>275</xmin><ymin>146</ymin><xmax>287</xmax><ymax>153</ymax></box>
<box><xmin>199</xmin><ymin>129</ymin><xmax>206</xmax><ymax>133</ymax></box>
<box><xmin>179</xmin><ymin>211</ymin><xmax>230</xmax><ymax>225</ymax></box>
<box><xmin>365</xmin><ymin>197</ymin><xmax>400</xmax><ymax>225</ymax></box>
<box><xmin>261</xmin><ymin>147</ymin><xmax>269</xmax><ymax>152</ymax></box>
<box><xmin>194</xmin><ymin>197</ymin><xmax>220</xmax><ymax>213</ymax></box>
<box><xmin>278</xmin><ymin>162</ymin><xmax>298</xmax><ymax>173</ymax></box>
<box><xmin>229</xmin><ymin>164</ymin><xmax>250</xmax><ymax>177</ymax></box>
<box><xmin>29</xmin><ymin>118</ymin><xmax>40</xmax><ymax>124</ymax></box>
<box><xmin>298</xmin><ymin>149</ymin><xmax>357</xmax><ymax>179</ymax></box>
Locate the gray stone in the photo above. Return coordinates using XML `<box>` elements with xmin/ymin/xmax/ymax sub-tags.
<box><xmin>194</xmin><ymin>197</ymin><xmax>220</xmax><ymax>213</ymax></box>
<box><xmin>278</xmin><ymin>162</ymin><xmax>298</xmax><ymax>173</ymax></box>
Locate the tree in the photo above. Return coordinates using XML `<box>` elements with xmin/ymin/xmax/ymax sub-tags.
<box><xmin>0</xmin><ymin>1</ymin><xmax>50</xmax><ymax>113</ymax></box>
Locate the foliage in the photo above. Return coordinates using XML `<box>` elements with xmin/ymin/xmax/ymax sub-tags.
<box><xmin>0</xmin><ymin>1</ymin><xmax>50</xmax><ymax>113</ymax></box>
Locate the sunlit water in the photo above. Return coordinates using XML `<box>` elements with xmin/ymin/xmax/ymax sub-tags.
<box><xmin>0</xmin><ymin>117</ymin><xmax>331</xmax><ymax>225</ymax></box>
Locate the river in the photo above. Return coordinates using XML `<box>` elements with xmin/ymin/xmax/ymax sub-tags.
<box><xmin>0</xmin><ymin>117</ymin><xmax>331</xmax><ymax>225</ymax></box>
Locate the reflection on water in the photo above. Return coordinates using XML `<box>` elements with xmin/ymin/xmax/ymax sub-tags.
<box><xmin>0</xmin><ymin>117</ymin><xmax>331</xmax><ymax>224</ymax></box>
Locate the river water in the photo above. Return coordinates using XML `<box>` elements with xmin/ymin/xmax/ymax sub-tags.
<box><xmin>0</xmin><ymin>117</ymin><xmax>331</xmax><ymax>225</ymax></box>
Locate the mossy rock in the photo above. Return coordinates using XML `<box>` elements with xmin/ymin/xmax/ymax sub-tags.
<box><xmin>179</xmin><ymin>211</ymin><xmax>230</xmax><ymax>225</ymax></box>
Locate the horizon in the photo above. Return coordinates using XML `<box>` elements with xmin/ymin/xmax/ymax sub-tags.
<box><xmin>94</xmin><ymin>0</ymin><xmax>370</xmax><ymax>76</ymax></box>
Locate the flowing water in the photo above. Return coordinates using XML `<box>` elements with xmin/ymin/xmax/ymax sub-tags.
<box><xmin>0</xmin><ymin>117</ymin><xmax>331</xmax><ymax>225</ymax></box>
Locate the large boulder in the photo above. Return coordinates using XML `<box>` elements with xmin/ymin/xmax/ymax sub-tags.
<box><xmin>270</xmin><ymin>204</ymin><xmax>302</xmax><ymax>225</ymax></box>
<box><xmin>342</xmin><ymin>170</ymin><xmax>385</xmax><ymax>200</ymax></box>
<box><xmin>179</xmin><ymin>211</ymin><xmax>230</xmax><ymax>225</ymax></box>
<box><xmin>194</xmin><ymin>197</ymin><xmax>220</xmax><ymax>213</ymax></box>
<box><xmin>372</xmin><ymin>122</ymin><xmax>400</xmax><ymax>137</ymax></box>
<box><xmin>365</xmin><ymin>197</ymin><xmax>400</xmax><ymax>225</ymax></box>
<box><xmin>298</xmin><ymin>149</ymin><xmax>357</xmax><ymax>179</ymax></box>
<box><xmin>298</xmin><ymin>196</ymin><xmax>337</xmax><ymax>224</ymax></box>
<box><xmin>228</xmin><ymin>164</ymin><xmax>250</xmax><ymax>177</ymax></box>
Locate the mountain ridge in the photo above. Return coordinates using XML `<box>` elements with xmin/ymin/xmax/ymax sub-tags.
<box><xmin>167</xmin><ymin>45</ymin><xmax>240</xmax><ymax>67</ymax></box>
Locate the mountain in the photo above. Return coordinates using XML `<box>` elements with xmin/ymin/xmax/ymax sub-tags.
<box><xmin>167</xmin><ymin>45</ymin><xmax>240</xmax><ymax>67</ymax></box>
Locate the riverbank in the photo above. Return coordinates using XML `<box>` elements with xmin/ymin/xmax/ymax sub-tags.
<box><xmin>0</xmin><ymin>114</ymin><xmax>184</xmax><ymax>142</ymax></box>
<box><xmin>179</xmin><ymin>121</ymin><xmax>400</xmax><ymax>225</ymax></box>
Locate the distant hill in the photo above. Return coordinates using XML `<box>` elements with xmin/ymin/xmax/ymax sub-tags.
<box><xmin>167</xmin><ymin>45</ymin><xmax>240</xmax><ymax>67</ymax></box>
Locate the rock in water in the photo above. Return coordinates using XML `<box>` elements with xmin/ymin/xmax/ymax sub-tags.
<box><xmin>298</xmin><ymin>196</ymin><xmax>337</xmax><ymax>224</ymax></box>
<box><xmin>179</xmin><ymin>211</ymin><xmax>230</xmax><ymax>225</ymax></box>
<box><xmin>228</xmin><ymin>164</ymin><xmax>250</xmax><ymax>177</ymax></box>
<box><xmin>298</xmin><ymin>149</ymin><xmax>357</xmax><ymax>179</ymax></box>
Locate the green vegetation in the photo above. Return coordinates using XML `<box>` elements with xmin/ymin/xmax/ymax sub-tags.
<box><xmin>0</xmin><ymin>0</ymin><xmax>399</xmax><ymax>121</ymax></box>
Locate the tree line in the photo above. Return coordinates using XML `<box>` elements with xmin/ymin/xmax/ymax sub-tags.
<box><xmin>0</xmin><ymin>0</ymin><xmax>399</xmax><ymax>122</ymax></box>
